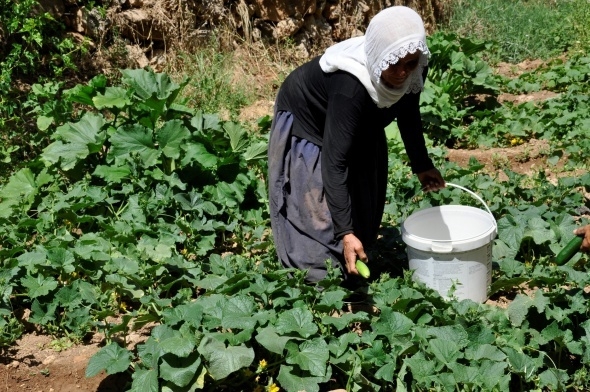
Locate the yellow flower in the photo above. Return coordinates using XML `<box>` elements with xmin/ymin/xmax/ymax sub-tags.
<box><xmin>267</xmin><ymin>383</ymin><xmax>280</xmax><ymax>392</ymax></box>
<box><xmin>510</xmin><ymin>138</ymin><xmax>518</xmax><ymax>146</ymax></box>
<box><xmin>259</xmin><ymin>359</ymin><xmax>268</xmax><ymax>369</ymax></box>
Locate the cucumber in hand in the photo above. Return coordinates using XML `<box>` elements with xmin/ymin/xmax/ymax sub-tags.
<box><xmin>555</xmin><ymin>236</ymin><xmax>583</xmax><ymax>265</ymax></box>
<box><xmin>356</xmin><ymin>260</ymin><xmax>370</xmax><ymax>279</ymax></box>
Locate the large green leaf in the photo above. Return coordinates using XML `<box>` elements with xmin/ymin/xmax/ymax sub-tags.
<box><xmin>121</xmin><ymin>68</ymin><xmax>179</xmax><ymax>101</ymax></box>
<box><xmin>41</xmin><ymin>111</ymin><xmax>107</xmax><ymax>169</ymax></box>
<box><xmin>0</xmin><ymin>168</ymin><xmax>38</xmax><ymax>218</ymax></box>
<box><xmin>220</xmin><ymin>295</ymin><xmax>257</xmax><ymax>330</ymax></box>
<box><xmin>181</xmin><ymin>142</ymin><xmax>218</xmax><ymax>168</ymax></box>
<box><xmin>159</xmin><ymin>352</ymin><xmax>201</xmax><ymax>387</ymax></box>
<box><xmin>42</xmin><ymin>141</ymin><xmax>89</xmax><ymax>171</ymax></box>
<box><xmin>109</xmin><ymin>124</ymin><xmax>159</xmax><ymax>166</ymax></box>
<box><xmin>53</xmin><ymin>112</ymin><xmax>105</xmax><ymax>149</ymax></box>
<box><xmin>243</xmin><ymin>141</ymin><xmax>267</xmax><ymax>161</ymax></box>
<box><xmin>130</xmin><ymin>368</ymin><xmax>159</xmax><ymax>392</ymax></box>
<box><xmin>277</xmin><ymin>365</ymin><xmax>324</xmax><ymax>392</ymax></box>
<box><xmin>198</xmin><ymin>336</ymin><xmax>254</xmax><ymax>380</ymax></box>
<box><xmin>156</xmin><ymin>120</ymin><xmax>190</xmax><ymax>159</ymax></box>
<box><xmin>255</xmin><ymin>326</ymin><xmax>293</xmax><ymax>355</ymax></box>
<box><xmin>224</xmin><ymin>122</ymin><xmax>248</xmax><ymax>152</ymax></box>
<box><xmin>86</xmin><ymin>343</ymin><xmax>132</xmax><ymax>377</ymax></box>
<box><xmin>20</xmin><ymin>275</ymin><xmax>58</xmax><ymax>298</ymax></box>
<box><xmin>286</xmin><ymin>338</ymin><xmax>329</xmax><ymax>377</ymax></box>
<box><xmin>429</xmin><ymin>338</ymin><xmax>462</xmax><ymax>365</ymax></box>
<box><xmin>275</xmin><ymin>307</ymin><xmax>318</xmax><ymax>338</ymax></box>
<box><xmin>372</xmin><ymin>308</ymin><xmax>415</xmax><ymax>338</ymax></box>
<box><xmin>93</xmin><ymin>86</ymin><xmax>130</xmax><ymax>109</ymax></box>
<box><xmin>93</xmin><ymin>164</ymin><xmax>131</xmax><ymax>182</ymax></box>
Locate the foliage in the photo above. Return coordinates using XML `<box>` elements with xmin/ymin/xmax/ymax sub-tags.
<box><xmin>443</xmin><ymin>0</ymin><xmax>587</xmax><ymax>63</ymax></box>
<box><xmin>421</xmin><ymin>32</ymin><xmax>502</xmax><ymax>145</ymax></box>
<box><xmin>0</xmin><ymin>0</ymin><xmax>92</xmax><ymax>175</ymax></box>
<box><xmin>1</xmin><ymin>4</ymin><xmax>590</xmax><ymax>390</ymax></box>
<box><xmin>0</xmin><ymin>67</ymin><xmax>270</xmax><ymax>347</ymax></box>
<box><xmin>0</xmin><ymin>62</ymin><xmax>589</xmax><ymax>390</ymax></box>
<box><xmin>172</xmin><ymin>48</ymin><xmax>255</xmax><ymax>120</ymax></box>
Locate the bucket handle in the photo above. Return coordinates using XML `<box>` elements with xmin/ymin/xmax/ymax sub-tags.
<box><xmin>445</xmin><ymin>183</ymin><xmax>493</xmax><ymax>216</ymax></box>
<box><xmin>404</xmin><ymin>182</ymin><xmax>497</xmax><ymax>230</ymax></box>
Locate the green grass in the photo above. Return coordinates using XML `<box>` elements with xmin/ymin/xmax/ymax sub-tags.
<box><xmin>442</xmin><ymin>0</ymin><xmax>590</xmax><ymax>63</ymax></box>
<box><xmin>170</xmin><ymin>47</ymin><xmax>255</xmax><ymax>119</ymax></box>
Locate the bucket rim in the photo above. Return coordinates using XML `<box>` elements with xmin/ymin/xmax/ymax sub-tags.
<box><xmin>401</xmin><ymin>205</ymin><xmax>498</xmax><ymax>246</ymax></box>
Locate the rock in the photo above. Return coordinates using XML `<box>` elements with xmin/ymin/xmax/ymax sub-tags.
<box><xmin>273</xmin><ymin>17</ymin><xmax>304</xmax><ymax>40</ymax></box>
<box><xmin>36</xmin><ymin>0</ymin><xmax>66</xmax><ymax>19</ymax></box>
<box><xmin>42</xmin><ymin>355</ymin><xmax>57</xmax><ymax>365</ymax></box>
<box><xmin>252</xmin><ymin>0</ymin><xmax>316</xmax><ymax>22</ymax></box>
<box><xmin>115</xmin><ymin>8</ymin><xmax>165</xmax><ymax>42</ymax></box>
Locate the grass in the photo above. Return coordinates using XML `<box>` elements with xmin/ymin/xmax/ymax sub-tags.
<box><xmin>442</xmin><ymin>0</ymin><xmax>590</xmax><ymax>63</ymax></box>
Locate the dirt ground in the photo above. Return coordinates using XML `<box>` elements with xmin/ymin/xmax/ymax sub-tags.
<box><xmin>1</xmin><ymin>58</ymin><xmax>582</xmax><ymax>392</ymax></box>
<box><xmin>0</xmin><ymin>332</ymin><xmax>131</xmax><ymax>391</ymax></box>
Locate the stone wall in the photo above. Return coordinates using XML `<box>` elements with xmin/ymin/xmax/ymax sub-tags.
<box><xmin>36</xmin><ymin>0</ymin><xmax>447</xmax><ymax>68</ymax></box>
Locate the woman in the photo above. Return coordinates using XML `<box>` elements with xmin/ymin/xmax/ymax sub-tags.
<box><xmin>268</xmin><ymin>6</ymin><xmax>445</xmax><ymax>283</ymax></box>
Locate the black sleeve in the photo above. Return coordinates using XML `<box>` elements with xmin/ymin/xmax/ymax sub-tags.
<box><xmin>396</xmin><ymin>68</ymin><xmax>435</xmax><ymax>174</ymax></box>
<box><xmin>321</xmin><ymin>78</ymin><xmax>368</xmax><ymax>238</ymax></box>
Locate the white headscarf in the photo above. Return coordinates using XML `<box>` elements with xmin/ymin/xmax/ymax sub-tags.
<box><xmin>319</xmin><ymin>6</ymin><xmax>429</xmax><ymax>108</ymax></box>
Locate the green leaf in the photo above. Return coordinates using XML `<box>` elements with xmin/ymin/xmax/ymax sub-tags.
<box><xmin>286</xmin><ymin>338</ymin><xmax>329</xmax><ymax>377</ymax></box>
<box><xmin>159</xmin><ymin>352</ymin><xmax>201</xmax><ymax>387</ymax></box>
<box><xmin>93</xmin><ymin>164</ymin><xmax>131</xmax><ymax>182</ymax></box>
<box><xmin>181</xmin><ymin>142</ymin><xmax>218</xmax><ymax>168</ymax></box>
<box><xmin>121</xmin><ymin>68</ymin><xmax>179</xmax><ymax>100</ymax></box>
<box><xmin>37</xmin><ymin>115</ymin><xmax>53</xmax><ymax>131</ymax></box>
<box><xmin>275</xmin><ymin>307</ymin><xmax>318</xmax><ymax>338</ymax></box>
<box><xmin>0</xmin><ymin>168</ymin><xmax>38</xmax><ymax>218</ymax></box>
<box><xmin>198</xmin><ymin>336</ymin><xmax>254</xmax><ymax>380</ymax></box>
<box><xmin>130</xmin><ymin>368</ymin><xmax>159</xmax><ymax>392</ymax></box>
<box><xmin>220</xmin><ymin>295</ymin><xmax>257</xmax><ymax>330</ymax></box>
<box><xmin>405</xmin><ymin>353</ymin><xmax>436</xmax><ymax>380</ymax></box>
<box><xmin>255</xmin><ymin>326</ymin><xmax>293</xmax><ymax>355</ymax></box>
<box><xmin>224</xmin><ymin>122</ymin><xmax>248</xmax><ymax>152</ymax></box>
<box><xmin>109</xmin><ymin>124</ymin><xmax>158</xmax><ymax>166</ymax></box>
<box><xmin>93</xmin><ymin>86</ymin><xmax>130</xmax><ymax>109</ymax></box>
<box><xmin>156</xmin><ymin>120</ymin><xmax>190</xmax><ymax>159</ymax></box>
<box><xmin>55</xmin><ymin>286</ymin><xmax>83</xmax><ymax>310</ymax></box>
<box><xmin>86</xmin><ymin>343</ymin><xmax>132</xmax><ymax>377</ymax></box>
<box><xmin>466</xmin><ymin>344</ymin><xmax>507</xmax><ymax>362</ymax></box>
<box><xmin>159</xmin><ymin>333</ymin><xmax>195</xmax><ymax>358</ymax></box>
<box><xmin>507</xmin><ymin>294</ymin><xmax>532</xmax><ymax>327</ymax></box>
<box><xmin>429</xmin><ymin>338</ymin><xmax>461</xmax><ymax>364</ymax></box>
<box><xmin>42</xmin><ymin>141</ymin><xmax>89</xmax><ymax>171</ymax></box>
<box><xmin>29</xmin><ymin>299</ymin><xmax>57</xmax><ymax>325</ymax></box>
<box><xmin>20</xmin><ymin>275</ymin><xmax>58</xmax><ymax>298</ymax></box>
<box><xmin>321</xmin><ymin>312</ymin><xmax>370</xmax><ymax>331</ymax></box>
<box><xmin>372</xmin><ymin>308</ymin><xmax>415</xmax><ymax>338</ymax></box>
<box><xmin>277</xmin><ymin>365</ymin><xmax>323</xmax><ymax>392</ymax></box>
<box><xmin>53</xmin><ymin>113</ymin><xmax>106</xmax><ymax>151</ymax></box>
<box><xmin>243</xmin><ymin>141</ymin><xmax>267</xmax><ymax>161</ymax></box>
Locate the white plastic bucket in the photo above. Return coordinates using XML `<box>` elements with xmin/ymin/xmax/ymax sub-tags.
<box><xmin>401</xmin><ymin>183</ymin><xmax>497</xmax><ymax>303</ymax></box>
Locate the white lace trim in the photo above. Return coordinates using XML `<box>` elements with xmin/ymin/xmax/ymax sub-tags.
<box><xmin>372</xmin><ymin>40</ymin><xmax>430</xmax><ymax>94</ymax></box>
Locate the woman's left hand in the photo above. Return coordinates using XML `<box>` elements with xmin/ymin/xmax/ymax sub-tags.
<box><xmin>417</xmin><ymin>168</ymin><xmax>445</xmax><ymax>192</ymax></box>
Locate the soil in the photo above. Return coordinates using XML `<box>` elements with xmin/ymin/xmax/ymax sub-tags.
<box><xmin>1</xmin><ymin>58</ymin><xmax>583</xmax><ymax>392</ymax></box>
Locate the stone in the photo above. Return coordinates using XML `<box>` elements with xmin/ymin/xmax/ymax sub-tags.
<box><xmin>252</xmin><ymin>0</ymin><xmax>316</xmax><ymax>22</ymax></box>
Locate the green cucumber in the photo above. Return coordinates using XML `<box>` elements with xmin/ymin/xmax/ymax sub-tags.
<box><xmin>356</xmin><ymin>260</ymin><xmax>370</xmax><ymax>279</ymax></box>
<box><xmin>555</xmin><ymin>236</ymin><xmax>583</xmax><ymax>265</ymax></box>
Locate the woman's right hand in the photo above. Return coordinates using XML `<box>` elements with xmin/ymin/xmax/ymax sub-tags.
<box><xmin>342</xmin><ymin>233</ymin><xmax>368</xmax><ymax>275</ymax></box>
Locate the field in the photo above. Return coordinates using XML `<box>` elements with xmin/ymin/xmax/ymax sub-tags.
<box><xmin>1</xmin><ymin>1</ymin><xmax>590</xmax><ymax>391</ymax></box>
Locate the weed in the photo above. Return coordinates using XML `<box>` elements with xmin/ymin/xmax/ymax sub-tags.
<box><xmin>443</xmin><ymin>0</ymin><xmax>587</xmax><ymax>63</ymax></box>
